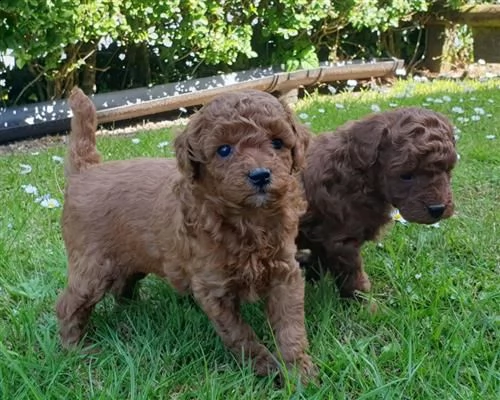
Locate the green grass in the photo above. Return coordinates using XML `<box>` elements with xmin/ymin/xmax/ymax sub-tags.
<box><xmin>1</xmin><ymin>78</ymin><xmax>499</xmax><ymax>399</ymax></box>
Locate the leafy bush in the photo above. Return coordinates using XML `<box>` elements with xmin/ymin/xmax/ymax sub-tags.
<box><xmin>0</xmin><ymin>0</ymin><xmax>498</xmax><ymax>105</ymax></box>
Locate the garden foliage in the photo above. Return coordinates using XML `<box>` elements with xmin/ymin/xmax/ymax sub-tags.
<box><xmin>0</xmin><ymin>0</ymin><xmax>496</xmax><ymax>104</ymax></box>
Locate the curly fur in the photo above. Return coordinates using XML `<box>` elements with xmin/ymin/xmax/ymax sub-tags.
<box><xmin>297</xmin><ymin>107</ymin><xmax>457</xmax><ymax>297</ymax></box>
<box><xmin>56</xmin><ymin>87</ymin><xmax>316</xmax><ymax>380</ymax></box>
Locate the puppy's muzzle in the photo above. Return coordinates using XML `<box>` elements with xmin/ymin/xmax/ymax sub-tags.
<box><xmin>248</xmin><ymin>167</ymin><xmax>271</xmax><ymax>189</ymax></box>
<box><xmin>427</xmin><ymin>204</ymin><xmax>446</xmax><ymax>219</ymax></box>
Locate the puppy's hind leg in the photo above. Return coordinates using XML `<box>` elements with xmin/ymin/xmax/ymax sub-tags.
<box><xmin>111</xmin><ymin>272</ymin><xmax>147</xmax><ymax>302</ymax></box>
<box><xmin>56</xmin><ymin>257</ymin><xmax>113</xmax><ymax>348</ymax></box>
<box><xmin>325</xmin><ymin>242</ymin><xmax>371</xmax><ymax>298</ymax></box>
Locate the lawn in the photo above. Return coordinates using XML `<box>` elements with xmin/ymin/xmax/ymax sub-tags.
<box><xmin>0</xmin><ymin>78</ymin><xmax>499</xmax><ymax>399</ymax></box>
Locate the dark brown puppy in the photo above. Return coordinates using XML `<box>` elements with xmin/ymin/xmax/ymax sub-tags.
<box><xmin>297</xmin><ymin>107</ymin><xmax>457</xmax><ymax>297</ymax></box>
<box><xmin>56</xmin><ymin>88</ymin><xmax>316</xmax><ymax>380</ymax></box>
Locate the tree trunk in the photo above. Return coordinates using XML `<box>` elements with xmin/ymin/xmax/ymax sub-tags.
<box><xmin>424</xmin><ymin>24</ymin><xmax>446</xmax><ymax>72</ymax></box>
<box><xmin>80</xmin><ymin>42</ymin><xmax>97</xmax><ymax>94</ymax></box>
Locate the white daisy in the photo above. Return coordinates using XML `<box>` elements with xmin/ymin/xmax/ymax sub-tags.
<box><xmin>40</xmin><ymin>197</ymin><xmax>61</xmax><ymax>209</ymax></box>
<box><xmin>390</xmin><ymin>208</ymin><xmax>408</xmax><ymax>225</ymax></box>
<box><xmin>52</xmin><ymin>155</ymin><xmax>64</xmax><ymax>163</ymax></box>
<box><xmin>21</xmin><ymin>184</ymin><xmax>38</xmax><ymax>195</ymax></box>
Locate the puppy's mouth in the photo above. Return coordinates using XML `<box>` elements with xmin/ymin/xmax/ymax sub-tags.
<box><xmin>245</xmin><ymin>188</ymin><xmax>270</xmax><ymax>207</ymax></box>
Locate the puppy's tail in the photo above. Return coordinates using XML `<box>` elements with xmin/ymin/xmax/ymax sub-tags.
<box><xmin>64</xmin><ymin>87</ymin><xmax>101</xmax><ymax>177</ymax></box>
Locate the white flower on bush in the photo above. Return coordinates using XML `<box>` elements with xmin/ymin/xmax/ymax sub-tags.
<box><xmin>0</xmin><ymin>49</ymin><xmax>15</xmax><ymax>70</ymax></box>
<box><xmin>371</xmin><ymin>104</ymin><xmax>381</xmax><ymax>113</ymax></box>
<box><xmin>451</xmin><ymin>106</ymin><xmax>464</xmax><ymax>114</ymax></box>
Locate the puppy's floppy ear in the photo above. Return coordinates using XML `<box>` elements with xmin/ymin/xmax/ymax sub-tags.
<box><xmin>174</xmin><ymin>117</ymin><xmax>202</xmax><ymax>181</ymax></box>
<box><xmin>281</xmin><ymin>100</ymin><xmax>312</xmax><ymax>173</ymax></box>
<box><xmin>347</xmin><ymin>117</ymin><xmax>388</xmax><ymax>169</ymax></box>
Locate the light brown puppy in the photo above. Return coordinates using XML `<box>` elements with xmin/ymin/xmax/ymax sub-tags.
<box><xmin>56</xmin><ymin>88</ymin><xmax>316</xmax><ymax>380</ymax></box>
<box><xmin>297</xmin><ymin>107</ymin><xmax>457</xmax><ymax>297</ymax></box>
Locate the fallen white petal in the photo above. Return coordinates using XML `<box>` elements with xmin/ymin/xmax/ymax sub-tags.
<box><xmin>19</xmin><ymin>164</ymin><xmax>32</xmax><ymax>174</ymax></box>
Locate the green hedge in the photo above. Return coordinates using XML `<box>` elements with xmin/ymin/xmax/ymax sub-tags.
<box><xmin>0</xmin><ymin>0</ymin><xmax>495</xmax><ymax>105</ymax></box>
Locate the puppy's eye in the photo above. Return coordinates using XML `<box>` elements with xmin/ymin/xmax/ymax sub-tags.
<box><xmin>271</xmin><ymin>138</ymin><xmax>284</xmax><ymax>150</ymax></box>
<box><xmin>216</xmin><ymin>144</ymin><xmax>232</xmax><ymax>158</ymax></box>
<box><xmin>400</xmin><ymin>173</ymin><xmax>414</xmax><ymax>181</ymax></box>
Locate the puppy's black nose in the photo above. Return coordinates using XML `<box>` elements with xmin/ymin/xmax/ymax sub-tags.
<box><xmin>427</xmin><ymin>204</ymin><xmax>446</xmax><ymax>219</ymax></box>
<box><xmin>248</xmin><ymin>168</ymin><xmax>271</xmax><ymax>188</ymax></box>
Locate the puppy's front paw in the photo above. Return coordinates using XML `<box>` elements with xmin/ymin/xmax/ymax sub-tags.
<box><xmin>253</xmin><ymin>346</ymin><xmax>280</xmax><ymax>377</ymax></box>
<box><xmin>339</xmin><ymin>270</ymin><xmax>372</xmax><ymax>298</ymax></box>
<box><xmin>296</xmin><ymin>354</ymin><xmax>318</xmax><ymax>385</ymax></box>
<box><xmin>355</xmin><ymin>270</ymin><xmax>371</xmax><ymax>293</ymax></box>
